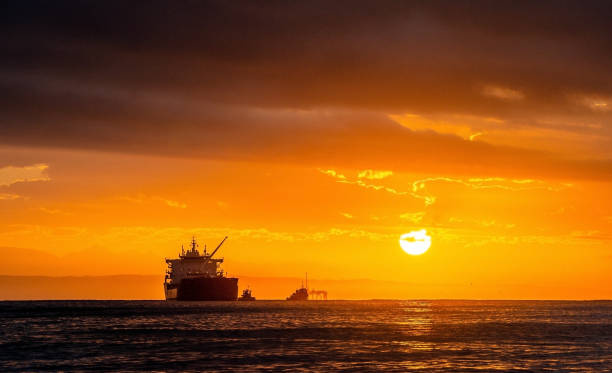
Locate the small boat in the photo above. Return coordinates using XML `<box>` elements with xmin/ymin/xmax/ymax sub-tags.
<box><xmin>286</xmin><ymin>286</ymin><xmax>308</xmax><ymax>301</ymax></box>
<box><xmin>238</xmin><ymin>288</ymin><xmax>256</xmax><ymax>301</ymax></box>
<box><xmin>286</xmin><ymin>273</ymin><xmax>309</xmax><ymax>301</ymax></box>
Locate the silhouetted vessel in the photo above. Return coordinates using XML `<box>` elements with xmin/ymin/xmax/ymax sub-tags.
<box><xmin>286</xmin><ymin>273</ymin><xmax>309</xmax><ymax>301</ymax></box>
<box><xmin>238</xmin><ymin>288</ymin><xmax>256</xmax><ymax>301</ymax></box>
<box><xmin>164</xmin><ymin>236</ymin><xmax>238</xmax><ymax>301</ymax></box>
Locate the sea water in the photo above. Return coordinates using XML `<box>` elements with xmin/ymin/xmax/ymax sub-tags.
<box><xmin>1</xmin><ymin>300</ymin><xmax>610</xmax><ymax>371</ymax></box>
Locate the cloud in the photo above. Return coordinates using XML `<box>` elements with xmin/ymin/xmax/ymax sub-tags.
<box><xmin>459</xmin><ymin>230</ymin><xmax>612</xmax><ymax>248</ymax></box>
<box><xmin>412</xmin><ymin>176</ymin><xmax>568</xmax><ymax>193</ymax></box>
<box><xmin>469</xmin><ymin>132</ymin><xmax>483</xmax><ymax>141</ymax></box>
<box><xmin>158</xmin><ymin>198</ymin><xmax>187</xmax><ymax>209</ymax></box>
<box><xmin>1</xmin><ymin>2</ymin><xmax>612</xmax><ymax>179</ymax></box>
<box><xmin>319</xmin><ymin>168</ymin><xmax>436</xmax><ymax>206</ymax></box>
<box><xmin>0</xmin><ymin>193</ymin><xmax>21</xmax><ymax>200</ymax></box>
<box><xmin>0</xmin><ymin>164</ymin><xmax>50</xmax><ymax>186</ymax></box>
<box><xmin>481</xmin><ymin>85</ymin><xmax>524</xmax><ymax>101</ymax></box>
<box><xmin>574</xmin><ymin>95</ymin><xmax>612</xmax><ymax>112</ymax></box>
<box><xmin>34</xmin><ymin>207</ymin><xmax>71</xmax><ymax>215</ymax></box>
<box><xmin>320</xmin><ymin>168</ymin><xmax>569</xmax><ymax>206</ymax></box>
<box><xmin>4</xmin><ymin>1</ymin><xmax>612</xmax><ymax>115</ymax></box>
<box><xmin>0</xmin><ymin>224</ymin><xmax>396</xmax><ymax>246</ymax></box>
<box><xmin>358</xmin><ymin>169</ymin><xmax>393</xmax><ymax>180</ymax></box>
<box><xmin>319</xmin><ymin>169</ymin><xmax>346</xmax><ymax>179</ymax></box>
<box><xmin>570</xmin><ymin>230</ymin><xmax>612</xmax><ymax>240</ymax></box>
<box><xmin>119</xmin><ymin>194</ymin><xmax>187</xmax><ymax>209</ymax></box>
<box><xmin>340</xmin><ymin>212</ymin><xmax>354</xmax><ymax>219</ymax></box>
<box><xmin>389</xmin><ymin>113</ymin><xmax>504</xmax><ymax>142</ymax></box>
<box><xmin>400</xmin><ymin>212</ymin><xmax>426</xmax><ymax>223</ymax></box>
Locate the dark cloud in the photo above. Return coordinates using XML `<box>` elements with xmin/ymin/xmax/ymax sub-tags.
<box><xmin>1</xmin><ymin>1</ymin><xmax>611</xmax><ymax>178</ymax></box>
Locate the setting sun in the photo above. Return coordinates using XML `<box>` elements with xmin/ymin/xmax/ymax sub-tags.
<box><xmin>399</xmin><ymin>229</ymin><xmax>432</xmax><ymax>255</ymax></box>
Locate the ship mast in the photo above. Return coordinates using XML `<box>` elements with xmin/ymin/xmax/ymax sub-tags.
<box><xmin>202</xmin><ymin>236</ymin><xmax>228</xmax><ymax>265</ymax></box>
<box><xmin>190</xmin><ymin>236</ymin><xmax>198</xmax><ymax>254</ymax></box>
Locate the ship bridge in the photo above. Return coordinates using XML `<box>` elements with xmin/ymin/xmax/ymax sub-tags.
<box><xmin>165</xmin><ymin>236</ymin><xmax>228</xmax><ymax>285</ymax></box>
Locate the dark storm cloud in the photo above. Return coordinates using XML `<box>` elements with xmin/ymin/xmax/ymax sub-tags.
<box><xmin>1</xmin><ymin>0</ymin><xmax>612</xmax><ymax>178</ymax></box>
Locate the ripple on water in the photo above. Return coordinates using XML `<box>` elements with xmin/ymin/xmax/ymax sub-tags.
<box><xmin>0</xmin><ymin>300</ymin><xmax>610</xmax><ymax>371</ymax></box>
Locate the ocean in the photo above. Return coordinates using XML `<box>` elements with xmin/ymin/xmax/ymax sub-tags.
<box><xmin>0</xmin><ymin>300</ymin><xmax>610</xmax><ymax>371</ymax></box>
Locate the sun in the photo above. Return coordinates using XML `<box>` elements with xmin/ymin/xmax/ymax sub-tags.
<box><xmin>399</xmin><ymin>229</ymin><xmax>431</xmax><ymax>255</ymax></box>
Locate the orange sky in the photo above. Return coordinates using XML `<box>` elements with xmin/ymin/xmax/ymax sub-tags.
<box><xmin>1</xmin><ymin>143</ymin><xmax>610</xmax><ymax>299</ymax></box>
<box><xmin>1</xmin><ymin>2</ymin><xmax>611</xmax><ymax>299</ymax></box>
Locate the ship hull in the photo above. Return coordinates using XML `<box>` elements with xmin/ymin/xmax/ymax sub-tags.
<box><xmin>166</xmin><ymin>277</ymin><xmax>238</xmax><ymax>301</ymax></box>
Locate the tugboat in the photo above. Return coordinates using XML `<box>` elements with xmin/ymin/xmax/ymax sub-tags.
<box><xmin>286</xmin><ymin>273</ymin><xmax>309</xmax><ymax>301</ymax></box>
<box><xmin>164</xmin><ymin>236</ymin><xmax>239</xmax><ymax>301</ymax></box>
<box><xmin>238</xmin><ymin>288</ymin><xmax>256</xmax><ymax>301</ymax></box>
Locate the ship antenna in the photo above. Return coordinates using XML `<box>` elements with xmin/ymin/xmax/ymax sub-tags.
<box><xmin>306</xmin><ymin>272</ymin><xmax>308</xmax><ymax>290</ymax></box>
<box><xmin>191</xmin><ymin>236</ymin><xmax>198</xmax><ymax>253</ymax></box>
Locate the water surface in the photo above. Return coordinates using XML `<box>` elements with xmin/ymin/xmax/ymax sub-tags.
<box><xmin>1</xmin><ymin>300</ymin><xmax>610</xmax><ymax>371</ymax></box>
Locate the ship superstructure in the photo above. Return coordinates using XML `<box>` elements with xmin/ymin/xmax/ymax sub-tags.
<box><xmin>164</xmin><ymin>236</ymin><xmax>238</xmax><ymax>301</ymax></box>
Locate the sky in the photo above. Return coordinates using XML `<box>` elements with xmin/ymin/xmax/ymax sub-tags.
<box><xmin>1</xmin><ymin>1</ymin><xmax>611</xmax><ymax>299</ymax></box>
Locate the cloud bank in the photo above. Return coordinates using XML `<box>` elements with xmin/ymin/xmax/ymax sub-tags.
<box><xmin>2</xmin><ymin>1</ymin><xmax>612</xmax><ymax>179</ymax></box>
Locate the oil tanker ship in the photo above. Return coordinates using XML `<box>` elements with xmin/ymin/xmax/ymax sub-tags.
<box><xmin>164</xmin><ymin>236</ymin><xmax>238</xmax><ymax>301</ymax></box>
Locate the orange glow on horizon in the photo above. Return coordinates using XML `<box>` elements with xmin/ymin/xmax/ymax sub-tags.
<box><xmin>0</xmin><ymin>145</ymin><xmax>610</xmax><ymax>300</ymax></box>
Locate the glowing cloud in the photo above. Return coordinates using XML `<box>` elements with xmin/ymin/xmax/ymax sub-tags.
<box><xmin>481</xmin><ymin>85</ymin><xmax>525</xmax><ymax>101</ymax></box>
<box><xmin>119</xmin><ymin>194</ymin><xmax>187</xmax><ymax>209</ymax></box>
<box><xmin>160</xmin><ymin>199</ymin><xmax>187</xmax><ymax>209</ymax></box>
<box><xmin>399</xmin><ymin>211</ymin><xmax>426</xmax><ymax>223</ymax></box>
<box><xmin>574</xmin><ymin>95</ymin><xmax>611</xmax><ymax>112</ymax></box>
<box><xmin>0</xmin><ymin>193</ymin><xmax>21</xmax><ymax>200</ymax></box>
<box><xmin>319</xmin><ymin>168</ymin><xmax>436</xmax><ymax>206</ymax></box>
<box><xmin>319</xmin><ymin>169</ymin><xmax>346</xmax><ymax>179</ymax></box>
<box><xmin>469</xmin><ymin>132</ymin><xmax>483</xmax><ymax>141</ymax></box>
<box><xmin>0</xmin><ymin>164</ymin><xmax>50</xmax><ymax>186</ymax></box>
<box><xmin>358</xmin><ymin>169</ymin><xmax>393</xmax><ymax>180</ymax></box>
